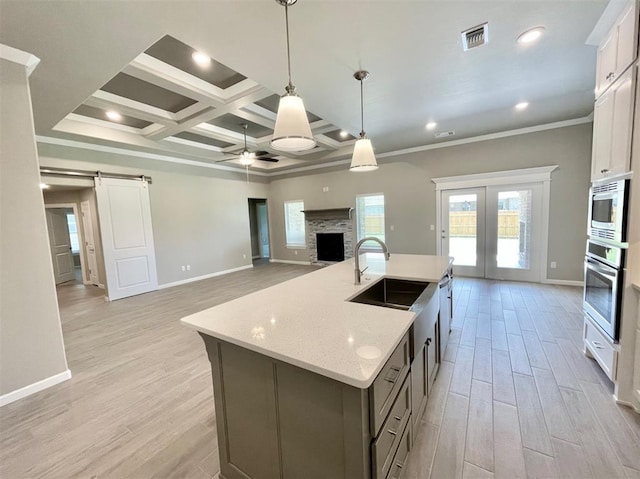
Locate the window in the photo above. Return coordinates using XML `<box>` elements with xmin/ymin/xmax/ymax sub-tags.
<box><xmin>66</xmin><ymin>213</ymin><xmax>80</xmax><ymax>253</ymax></box>
<box><xmin>356</xmin><ymin>194</ymin><xmax>385</xmax><ymax>245</ymax></box>
<box><xmin>284</xmin><ymin>200</ymin><xmax>306</xmax><ymax>247</ymax></box>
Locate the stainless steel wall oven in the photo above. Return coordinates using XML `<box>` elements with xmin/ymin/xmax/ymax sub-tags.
<box><xmin>583</xmin><ymin>240</ymin><xmax>625</xmax><ymax>341</ymax></box>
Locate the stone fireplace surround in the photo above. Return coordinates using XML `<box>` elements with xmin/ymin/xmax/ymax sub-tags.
<box><xmin>303</xmin><ymin>208</ymin><xmax>354</xmax><ymax>264</ymax></box>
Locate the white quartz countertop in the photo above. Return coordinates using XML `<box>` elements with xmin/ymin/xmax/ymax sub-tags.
<box><xmin>181</xmin><ymin>253</ymin><xmax>451</xmax><ymax>389</ymax></box>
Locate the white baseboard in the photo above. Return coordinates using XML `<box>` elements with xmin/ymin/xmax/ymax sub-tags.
<box><xmin>158</xmin><ymin>264</ymin><xmax>254</xmax><ymax>289</ymax></box>
<box><xmin>614</xmin><ymin>396</ymin><xmax>640</xmax><ymax>413</ymax></box>
<box><xmin>269</xmin><ymin>259</ymin><xmax>312</xmax><ymax>266</ymax></box>
<box><xmin>0</xmin><ymin>369</ymin><xmax>72</xmax><ymax>407</ymax></box>
<box><xmin>542</xmin><ymin>278</ymin><xmax>584</xmax><ymax>287</ymax></box>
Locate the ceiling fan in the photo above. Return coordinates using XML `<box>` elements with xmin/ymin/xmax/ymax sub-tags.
<box><xmin>215</xmin><ymin>124</ymin><xmax>280</xmax><ymax>166</ymax></box>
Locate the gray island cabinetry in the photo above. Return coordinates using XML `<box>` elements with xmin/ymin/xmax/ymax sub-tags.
<box><xmin>181</xmin><ymin>254</ymin><xmax>453</xmax><ymax>479</ymax></box>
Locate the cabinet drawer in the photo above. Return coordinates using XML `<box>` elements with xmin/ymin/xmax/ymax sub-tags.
<box><xmin>386</xmin><ymin>420</ymin><xmax>411</xmax><ymax>479</ymax></box>
<box><xmin>370</xmin><ymin>333</ymin><xmax>410</xmax><ymax>437</ymax></box>
<box><xmin>584</xmin><ymin>316</ymin><xmax>618</xmax><ymax>380</ymax></box>
<box><xmin>372</xmin><ymin>376</ymin><xmax>411</xmax><ymax>479</ymax></box>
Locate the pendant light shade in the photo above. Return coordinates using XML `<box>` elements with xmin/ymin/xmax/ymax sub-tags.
<box><xmin>350</xmin><ymin>70</ymin><xmax>378</xmax><ymax>172</ymax></box>
<box><xmin>271</xmin><ymin>94</ymin><xmax>315</xmax><ymax>152</ymax></box>
<box><xmin>350</xmin><ymin>138</ymin><xmax>378</xmax><ymax>171</ymax></box>
<box><xmin>271</xmin><ymin>0</ymin><xmax>316</xmax><ymax>152</ymax></box>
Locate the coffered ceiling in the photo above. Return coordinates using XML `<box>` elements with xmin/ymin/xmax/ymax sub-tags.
<box><xmin>0</xmin><ymin>1</ymin><xmax>608</xmax><ymax>175</ymax></box>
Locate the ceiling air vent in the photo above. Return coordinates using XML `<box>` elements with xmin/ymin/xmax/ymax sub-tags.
<box><xmin>435</xmin><ymin>131</ymin><xmax>455</xmax><ymax>139</ymax></box>
<box><xmin>462</xmin><ymin>23</ymin><xmax>488</xmax><ymax>51</ymax></box>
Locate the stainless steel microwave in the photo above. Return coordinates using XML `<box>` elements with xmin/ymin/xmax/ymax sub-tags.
<box><xmin>588</xmin><ymin>178</ymin><xmax>630</xmax><ymax>245</ymax></box>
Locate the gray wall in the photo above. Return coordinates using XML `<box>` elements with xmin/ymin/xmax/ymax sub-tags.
<box><xmin>38</xmin><ymin>154</ymin><xmax>270</xmax><ymax>286</ymax></box>
<box><xmin>268</xmin><ymin>123</ymin><xmax>593</xmax><ymax>281</ymax></box>
<box><xmin>0</xmin><ymin>59</ymin><xmax>69</xmax><ymax>397</ymax></box>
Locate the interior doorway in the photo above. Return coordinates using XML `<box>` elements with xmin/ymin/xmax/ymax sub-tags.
<box><xmin>248</xmin><ymin>198</ymin><xmax>270</xmax><ymax>262</ymax></box>
<box><xmin>44</xmin><ymin>204</ymin><xmax>85</xmax><ymax>284</ymax></box>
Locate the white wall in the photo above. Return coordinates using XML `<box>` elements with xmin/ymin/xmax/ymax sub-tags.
<box><xmin>268</xmin><ymin>123</ymin><xmax>593</xmax><ymax>282</ymax></box>
<box><xmin>0</xmin><ymin>57</ymin><xmax>69</xmax><ymax>400</ymax></box>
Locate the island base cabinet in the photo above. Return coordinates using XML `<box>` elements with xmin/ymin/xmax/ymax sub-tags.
<box><xmin>202</xmin><ymin>334</ymin><xmax>372</xmax><ymax>479</ymax></box>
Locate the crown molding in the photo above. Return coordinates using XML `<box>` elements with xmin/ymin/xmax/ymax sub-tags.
<box><xmin>37</xmin><ymin>116</ymin><xmax>592</xmax><ymax>179</ymax></box>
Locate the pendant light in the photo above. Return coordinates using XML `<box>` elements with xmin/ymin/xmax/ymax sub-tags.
<box><xmin>239</xmin><ymin>124</ymin><xmax>255</xmax><ymax>166</ymax></box>
<box><xmin>271</xmin><ymin>0</ymin><xmax>316</xmax><ymax>152</ymax></box>
<box><xmin>350</xmin><ymin>70</ymin><xmax>378</xmax><ymax>172</ymax></box>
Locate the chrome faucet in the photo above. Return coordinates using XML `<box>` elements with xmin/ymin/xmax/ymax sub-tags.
<box><xmin>354</xmin><ymin>237</ymin><xmax>390</xmax><ymax>285</ymax></box>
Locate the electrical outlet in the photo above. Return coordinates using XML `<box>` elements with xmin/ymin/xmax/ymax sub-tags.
<box><xmin>390</xmin><ymin>225</ymin><xmax>395</xmax><ymax>231</ymax></box>
<box><xmin>181</xmin><ymin>265</ymin><xmax>186</xmax><ymax>272</ymax></box>
<box><xmin>430</xmin><ymin>224</ymin><xmax>435</xmax><ymax>231</ymax></box>
<box><xmin>550</xmin><ymin>261</ymin><xmax>557</xmax><ymax>269</ymax></box>
<box><xmin>294</xmin><ymin>250</ymin><xmax>298</xmax><ymax>255</ymax></box>
<box><xmin>186</xmin><ymin>265</ymin><xmax>191</xmax><ymax>271</ymax></box>
<box><xmin>322</xmin><ymin>186</ymin><xmax>329</xmax><ymax>192</ymax></box>
<box><xmin>243</xmin><ymin>254</ymin><xmax>247</xmax><ymax>259</ymax></box>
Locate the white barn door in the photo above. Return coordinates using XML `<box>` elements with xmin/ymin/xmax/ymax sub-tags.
<box><xmin>95</xmin><ymin>178</ymin><xmax>158</xmax><ymax>301</ymax></box>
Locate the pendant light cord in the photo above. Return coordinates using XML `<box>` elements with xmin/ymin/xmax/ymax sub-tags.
<box><xmin>243</xmin><ymin>124</ymin><xmax>248</xmax><ymax>151</ymax></box>
<box><xmin>360</xmin><ymin>79</ymin><xmax>365</xmax><ymax>138</ymax></box>
<box><xmin>285</xmin><ymin>4</ymin><xmax>294</xmax><ymax>92</ymax></box>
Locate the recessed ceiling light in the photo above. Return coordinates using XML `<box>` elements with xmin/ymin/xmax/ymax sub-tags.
<box><xmin>339</xmin><ymin>130</ymin><xmax>349</xmax><ymax>138</ymax></box>
<box><xmin>517</xmin><ymin>27</ymin><xmax>545</xmax><ymax>44</ymax></box>
<box><xmin>192</xmin><ymin>51</ymin><xmax>211</xmax><ymax>65</ymax></box>
<box><xmin>426</xmin><ymin>122</ymin><xmax>437</xmax><ymax>130</ymax></box>
<box><xmin>515</xmin><ymin>102</ymin><xmax>529</xmax><ymax>110</ymax></box>
<box><xmin>105</xmin><ymin>110</ymin><xmax>122</xmax><ymax>121</ymax></box>
<box><xmin>39</xmin><ymin>183</ymin><xmax>50</xmax><ymax>189</ymax></box>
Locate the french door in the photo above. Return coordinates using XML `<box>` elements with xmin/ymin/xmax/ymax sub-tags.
<box><xmin>441</xmin><ymin>183</ymin><xmax>543</xmax><ymax>282</ymax></box>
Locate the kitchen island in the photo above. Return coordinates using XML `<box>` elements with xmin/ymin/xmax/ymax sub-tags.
<box><xmin>181</xmin><ymin>253</ymin><xmax>452</xmax><ymax>479</ymax></box>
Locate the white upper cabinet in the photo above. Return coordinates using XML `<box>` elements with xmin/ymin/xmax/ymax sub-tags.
<box><xmin>592</xmin><ymin>67</ymin><xmax>635</xmax><ymax>181</ymax></box>
<box><xmin>595</xmin><ymin>1</ymin><xmax>638</xmax><ymax>98</ymax></box>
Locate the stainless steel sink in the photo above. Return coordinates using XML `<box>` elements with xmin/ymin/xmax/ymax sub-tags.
<box><xmin>348</xmin><ymin>278</ymin><xmax>430</xmax><ymax>311</ymax></box>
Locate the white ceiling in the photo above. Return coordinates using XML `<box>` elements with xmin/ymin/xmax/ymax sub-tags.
<box><xmin>0</xmin><ymin>0</ymin><xmax>607</xmax><ymax>174</ymax></box>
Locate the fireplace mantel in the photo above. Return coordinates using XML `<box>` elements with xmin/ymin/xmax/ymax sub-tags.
<box><xmin>302</xmin><ymin>208</ymin><xmax>353</xmax><ymax>220</ymax></box>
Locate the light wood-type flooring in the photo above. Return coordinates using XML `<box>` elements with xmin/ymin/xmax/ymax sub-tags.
<box><xmin>1</xmin><ymin>265</ymin><xmax>639</xmax><ymax>478</ymax></box>
<box><xmin>405</xmin><ymin>277</ymin><xmax>640</xmax><ymax>479</ymax></box>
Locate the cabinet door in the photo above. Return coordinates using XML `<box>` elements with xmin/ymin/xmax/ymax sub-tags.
<box><xmin>609</xmin><ymin>68</ymin><xmax>635</xmax><ymax>176</ymax></box>
<box><xmin>615</xmin><ymin>2</ymin><xmax>638</xmax><ymax>78</ymax></box>
<box><xmin>426</xmin><ymin>325</ymin><xmax>439</xmax><ymax>393</ymax></box>
<box><xmin>410</xmin><ymin>343</ymin><xmax>427</xmax><ymax>435</ymax></box>
<box><xmin>592</xmin><ymin>90</ymin><xmax>615</xmax><ymax>181</ymax></box>
<box><xmin>596</xmin><ymin>1</ymin><xmax>637</xmax><ymax>97</ymax></box>
<box><xmin>597</xmin><ymin>31</ymin><xmax>618</xmax><ymax>96</ymax></box>
<box><xmin>591</xmin><ymin>68</ymin><xmax>635</xmax><ymax>181</ymax></box>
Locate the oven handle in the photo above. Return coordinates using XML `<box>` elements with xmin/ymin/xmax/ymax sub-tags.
<box><xmin>585</xmin><ymin>257</ymin><xmax>618</xmax><ymax>278</ymax></box>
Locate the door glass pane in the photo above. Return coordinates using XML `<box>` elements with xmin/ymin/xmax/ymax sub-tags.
<box><xmin>448</xmin><ymin>194</ymin><xmax>477</xmax><ymax>266</ymax></box>
<box><xmin>496</xmin><ymin>190</ymin><xmax>532</xmax><ymax>269</ymax></box>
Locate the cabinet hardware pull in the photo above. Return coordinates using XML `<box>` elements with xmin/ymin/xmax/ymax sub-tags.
<box><xmin>396</xmin><ymin>463</ymin><xmax>403</xmax><ymax>469</ymax></box>
<box><xmin>601</xmin><ymin>168</ymin><xmax>609</xmax><ymax>174</ymax></box>
<box><xmin>426</xmin><ymin>338</ymin><xmax>432</xmax><ymax>346</ymax></box>
<box><xmin>394</xmin><ymin>415</ymin><xmax>402</xmax><ymax>421</ymax></box>
<box><xmin>384</xmin><ymin>366</ymin><xmax>402</xmax><ymax>383</ymax></box>
<box><xmin>387</xmin><ymin>429</ymin><xmax>397</xmax><ymax>436</ymax></box>
<box><xmin>606</xmin><ymin>72</ymin><xmax>615</xmax><ymax>80</ymax></box>
<box><xmin>592</xmin><ymin>341</ymin><xmax>604</xmax><ymax>349</ymax></box>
